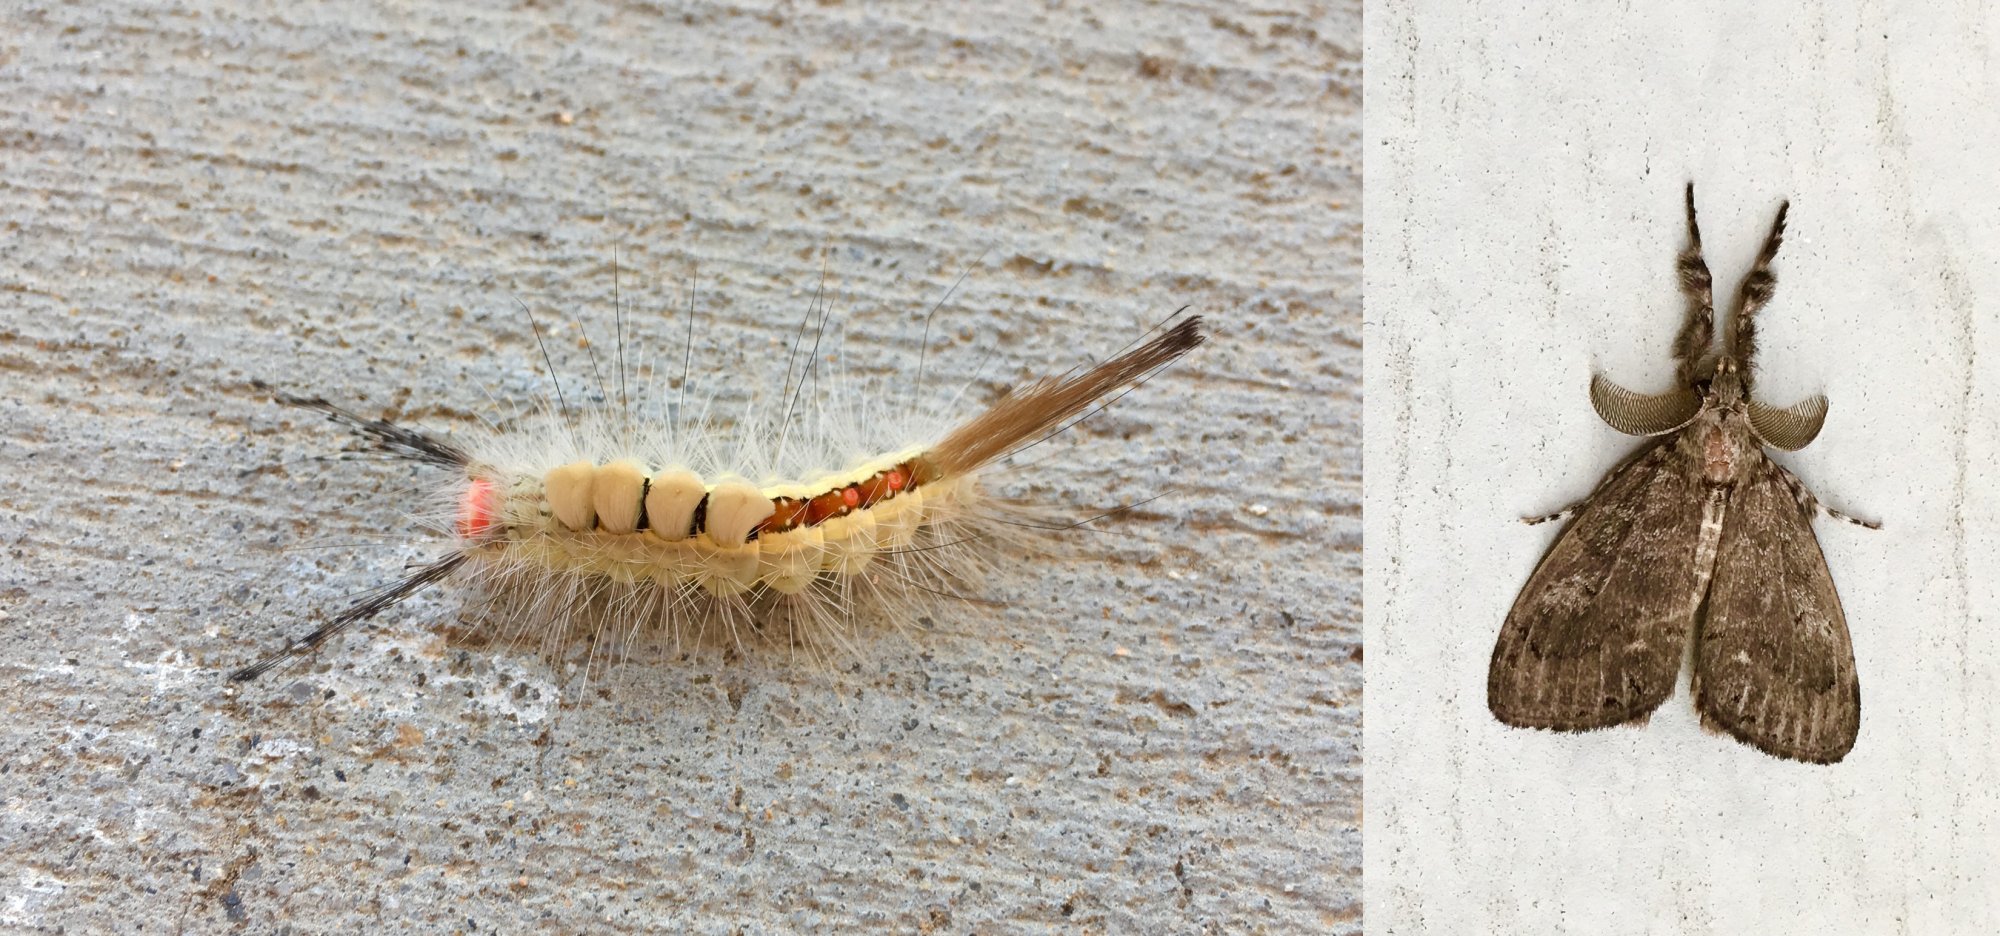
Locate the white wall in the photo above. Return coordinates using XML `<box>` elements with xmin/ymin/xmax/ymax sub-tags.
<box><xmin>1365</xmin><ymin>3</ymin><xmax>2000</xmax><ymax>932</ymax></box>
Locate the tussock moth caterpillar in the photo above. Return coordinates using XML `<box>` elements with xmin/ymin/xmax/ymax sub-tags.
<box><xmin>231</xmin><ymin>287</ymin><xmax>1205</xmax><ymax>683</ymax></box>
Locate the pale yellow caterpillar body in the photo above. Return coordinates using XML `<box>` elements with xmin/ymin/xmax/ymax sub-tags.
<box><xmin>232</xmin><ymin>307</ymin><xmax>1205</xmax><ymax>683</ymax></box>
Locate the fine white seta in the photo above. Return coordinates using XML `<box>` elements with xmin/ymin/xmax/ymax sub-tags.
<box><xmin>231</xmin><ymin>291</ymin><xmax>1206</xmax><ymax>683</ymax></box>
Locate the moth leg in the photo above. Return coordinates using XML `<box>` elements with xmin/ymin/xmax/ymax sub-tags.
<box><xmin>1771</xmin><ymin>462</ymin><xmax>1881</xmax><ymax>531</ymax></box>
<box><xmin>1672</xmin><ymin>182</ymin><xmax>1715</xmax><ymax>386</ymax></box>
<box><xmin>1521</xmin><ymin>501</ymin><xmax>1585</xmax><ymax>526</ymax></box>
<box><xmin>1727</xmin><ymin>198</ymin><xmax>1790</xmax><ymax>374</ymax></box>
<box><xmin>1824</xmin><ymin>505</ymin><xmax>1881</xmax><ymax>531</ymax></box>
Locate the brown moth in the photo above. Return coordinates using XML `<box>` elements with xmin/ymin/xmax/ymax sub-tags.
<box><xmin>1487</xmin><ymin>184</ymin><xmax>1874</xmax><ymax>764</ymax></box>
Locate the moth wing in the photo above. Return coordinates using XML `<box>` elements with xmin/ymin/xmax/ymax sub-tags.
<box><xmin>1489</xmin><ymin>441</ymin><xmax>1712</xmax><ymax>731</ymax></box>
<box><xmin>1695</xmin><ymin>462</ymin><xmax>1859</xmax><ymax>763</ymax></box>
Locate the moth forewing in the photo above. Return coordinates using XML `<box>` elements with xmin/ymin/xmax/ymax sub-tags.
<box><xmin>1690</xmin><ymin>457</ymin><xmax>1859</xmax><ymax>764</ymax></box>
<box><xmin>1487</xmin><ymin>438</ymin><xmax>1711</xmax><ymax>731</ymax></box>
<box><xmin>1487</xmin><ymin>184</ymin><xmax>1866</xmax><ymax>764</ymax></box>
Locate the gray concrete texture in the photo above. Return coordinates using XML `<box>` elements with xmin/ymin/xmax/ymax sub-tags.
<box><xmin>0</xmin><ymin>2</ymin><xmax>1359</xmax><ymax>932</ymax></box>
<box><xmin>1367</xmin><ymin>2</ymin><xmax>2000</xmax><ymax>933</ymax></box>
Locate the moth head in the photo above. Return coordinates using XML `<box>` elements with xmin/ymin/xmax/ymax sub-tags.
<box><xmin>1716</xmin><ymin>355</ymin><xmax>1831</xmax><ymax>451</ymax></box>
<box><xmin>1704</xmin><ymin>355</ymin><xmax>1746</xmax><ymax>408</ymax></box>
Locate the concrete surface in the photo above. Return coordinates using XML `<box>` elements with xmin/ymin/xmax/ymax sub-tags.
<box><xmin>0</xmin><ymin>2</ymin><xmax>1358</xmax><ymax>932</ymax></box>
<box><xmin>1367</xmin><ymin>2</ymin><xmax>2000</xmax><ymax>934</ymax></box>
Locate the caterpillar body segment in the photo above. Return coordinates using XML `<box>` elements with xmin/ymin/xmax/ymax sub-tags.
<box><xmin>231</xmin><ymin>315</ymin><xmax>1204</xmax><ymax>683</ymax></box>
<box><xmin>471</xmin><ymin>449</ymin><xmax>962</xmax><ymax>598</ymax></box>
